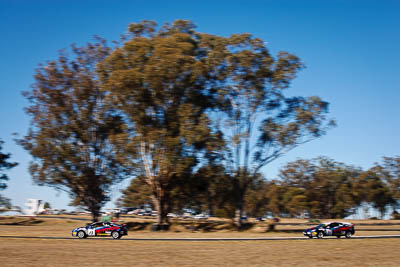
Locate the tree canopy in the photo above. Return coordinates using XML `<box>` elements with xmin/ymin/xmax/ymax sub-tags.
<box><xmin>101</xmin><ymin>20</ymin><xmax>225</xmax><ymax>225</ymax></box>
<box><xmin>19</xmin><ymin>39</ymin><xmax>129</xmax><ymax>221</ymax></box>
<box><xmin>20</xmin><ymin>19</ymin><xmax>339</xmax><ymax>224</ymax></box>
<box><xmin>278</xmin><ymin>157</ymin><xmax>362</xmax><ymax>218</ymax></box>
<box><xmin>207</xmin><ymin>29</ymin><xmax>335</xmax><ymax>225</ymax></box>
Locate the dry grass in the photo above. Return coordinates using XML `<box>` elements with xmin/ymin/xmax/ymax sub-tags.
<box><xmin>1</xmin><ymin>216</ymin><xmax>400</xmax><ymax>238</ymax></box>
<box><xmin>1</xmin><ymin>216</ymin><xmax>400</xmax><ymax>266</ymax></box>
<box><xmin>1</xmin><ymin>238</ymin><xmax>400</xmax><ymax>266</ymax></box>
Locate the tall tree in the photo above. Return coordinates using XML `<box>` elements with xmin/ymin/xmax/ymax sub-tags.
<box><xmin>182</xmin><ymin>164</ymin><xmax>232</xmax><ymax>216</ymax></box>
<box><xmin>215</xmin><ymin>34</ymin><xmax>335</xmax><ymax>225</ymax></box>
<box><xmin>355</xmin><ymin>168</ymin><xmax>395</xmax><ymax>219</ymax></box>
<box><xmin>279</xmin><ymin>157</ymin><xmax>362</xmax><ymax>218</ymax></box>
<box><xmin>375</xmin><ymin>156</ymin><xmax>400</xmax><ymax>203</ymax></box>
<box><xmin>19</xmin><ymin>39</ymin><xmax>129</xmax><ymax>222</ymax></box>
<box><xmin>244</xmin><ymin>177</ymin><xmax>270</xmax><ymax>218</ymax></box>
<box><xmin>117</xmin><ymin>176</ymin><xmax>153</xmax><ymax>208</ymax></box>
<box><xmin>102</xmin><ymin>20</ymin><xmax>223</xmax><ymax>225</ymax></box>
<box><xmin>0</xmin><ymin>139</ymin><xmax>18</xmax><ymax>209</ymax></box>
<box><xmin>265</xmin><ymin>182</ymin><xmax>287</xmax><ymax>217</ymax></box>
<box><xmin>282</xmin><ymin>187</ymin><xmax>308</xmax><ymax>218</ymax></box>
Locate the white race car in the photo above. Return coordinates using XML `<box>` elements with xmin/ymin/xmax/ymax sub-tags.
<box><xmin>72</xmin><ymin>221</ymin><xmax>128</xmax><ymax>239</ymax></box>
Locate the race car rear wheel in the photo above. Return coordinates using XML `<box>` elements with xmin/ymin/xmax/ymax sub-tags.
<box><xmin>111</xmin><ymin>231</ymin><xmax>121</xmax><ymax>239</ymax></box>
<box><xmin>317</xmin><ymin>231</ymin><xmax>323</xmax><ymax>239</ymax></box>
<box><xmin>77</xmin><ymin>231</ymin><xmax>87</xmax><ymax>239</ymax></box>
<box><xmin>345</xmin><ymin>231</ymin><xmax>352</xmax><ymax>238</ymax></box>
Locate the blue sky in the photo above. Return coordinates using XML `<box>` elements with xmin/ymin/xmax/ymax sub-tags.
<box><xmin>1</xmin><ymin>0</ymin><xmax>399</xmax><ymax>210</ymax></box>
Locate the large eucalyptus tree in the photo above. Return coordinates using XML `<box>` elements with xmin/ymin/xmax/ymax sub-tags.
<box><xmin>102</xmin><ymin>20</ymin><xmax>223</xmax><ymax>225</ymax></box>
<box><xmin>20</xmin><ymin>40</ymin><xmax>129</xmax><ymax>221</ymax></box>
<box><xmin>215</xmin><ymin>34</ymin><xmax>336</xmax><ymax>226</ymax></box>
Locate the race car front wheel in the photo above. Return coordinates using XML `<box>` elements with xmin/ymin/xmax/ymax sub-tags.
<box><xmin>112</xmin><ymin>231</ymin><xmax>121</xmax><ymax>239</ymax></box>
<box><xmin>77</xmin><ymin>231</ymin><xmax>87</xmax><ymax>239</ymax></box>
<box><xmin>317</xmin><ymin>232</ymin><xmax>323</xmax><ymax>239</ymax></box>
<box><xmin>345</xmin><ymin>231</ymin><xmax>352</xmax><ymax>238</ymax></box>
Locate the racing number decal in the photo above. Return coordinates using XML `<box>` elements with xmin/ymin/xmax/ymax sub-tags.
<box><xmin>88</xmin><ymin>229</ymin><xmax>95</xmax><ymax>236</ymax></box>
<box><xmin>326</xmin><ymin>229</ymin><xmax>332</xmax><ymax>236</ymax></box>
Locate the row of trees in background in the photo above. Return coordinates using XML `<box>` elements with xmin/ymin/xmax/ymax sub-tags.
<box><xmin>254</xmin><ymin>156</ymin><xmax>400</xmax><ymax>219</ymax></box>
<box><xmin>119</xmin><ymin>156</ymin><xmax>400</xmax><ymax>220</ymax></box>
<box><xmin>20</xmin><ymin>20</ymin><xmax>339</xmax><ymax>224</ymax></box>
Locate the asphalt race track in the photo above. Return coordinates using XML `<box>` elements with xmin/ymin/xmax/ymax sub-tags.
<box><xmin>1</xmin><ymin>235</ymin><xmax>400</xmax><ymax>241</ymax></box>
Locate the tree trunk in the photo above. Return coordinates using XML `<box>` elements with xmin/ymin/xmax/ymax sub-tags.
<box><xmin>152</xmin><ymin>191</ymin><xmax>169</xmax><ymax>225</ymax></box>
<box><xmin>234</xmin><ymin>207</ymin><xmax>243</xmax><ymax>227</ymax></box>
<box><xmin>91</xmin><ymin>212</ymin><xmax>99</xmax><ymax>222</ymax></box>
<box><xmin>233</xmin><ymin>175</ymin><xmax>246</xmax><ymax>228</ymax></box>
<box><xmin>380</xmin><ymin>208</ymin><xmax>385</xmax><ymax>220</ymax></box>
<box><xmin>89</xmin><ymin>207</ymin><xmax>100</xmax><ymax>222</ymax></box>
<box><xmin>207</xmin><ymin>192</ymin><xmax>214</xmax><ymax>217</ymax></box>
<box><xmin>234</xmin><ymin>198</ymin><xmax>244</xmax><ymax>227</ymax></box>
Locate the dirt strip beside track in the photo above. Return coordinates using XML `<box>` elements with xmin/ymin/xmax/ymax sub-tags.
<box><xmin>1</xmin><ymin>235</ymin><xmax>400</xmax><ymax>241</ymax></box>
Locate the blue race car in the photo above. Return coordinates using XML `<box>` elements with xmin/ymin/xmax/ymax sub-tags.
<box><xmin>72</xmin><ymin>221</ymin><xmax>128</xmax><ymax>239</ymax></box>
<box><xmin>303</xmin><ymin>222</ymin><xmax>355</xmax><ymax>239</ymax></box>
